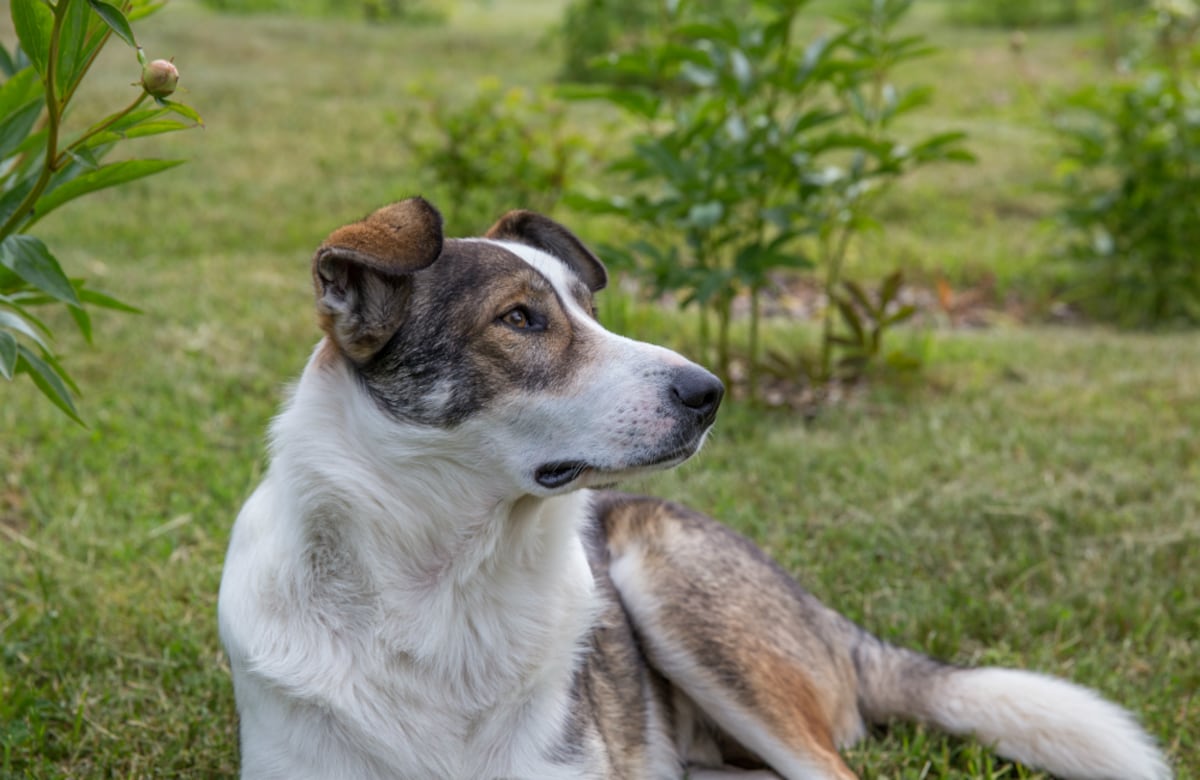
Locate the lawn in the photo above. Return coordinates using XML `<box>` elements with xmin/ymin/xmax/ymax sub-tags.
<box><xmin>2</xmin><ymin>0</ymin><xmax>1198</xmax><ymax>777</ymax></box>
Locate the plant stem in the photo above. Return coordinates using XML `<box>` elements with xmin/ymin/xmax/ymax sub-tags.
<box><xmin>0</xmin><ymin>3</ymin><xmax>67</xmax><ymax>241</ymax></box>
<box><xmin>717</xmin><ymin>296</ymin><xmax>731</xmax><ymax>388</ymax></box>
<box><xmin>51</xmin><ymin>92</ymin><xmax>149</xmax><ymax>170</ymax></box>
<box><xmin>818</xmin><ymin>221</ymin><xmax>854</xmax><ymax>381</ymax></box>
<box><xmin>748</xmin><ymin>286</ymin><xmax>760</xmax><ymax>403</ymax></box>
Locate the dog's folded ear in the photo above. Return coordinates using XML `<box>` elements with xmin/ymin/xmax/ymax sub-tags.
<box><xmin>485</xmin><ymin>210</ymin><xmax>607</xmax><ymax>293</ymax></box>
<box><xmin>313</xmin><ymin>197</ymin><xmax>444</xmax><ymax>363</ymax></box>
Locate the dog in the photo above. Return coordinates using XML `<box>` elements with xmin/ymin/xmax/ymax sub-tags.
<box><xmin>218</xmin><ymin>197</ymin><xmax>1170</xmax><ymax>779</ymax></box>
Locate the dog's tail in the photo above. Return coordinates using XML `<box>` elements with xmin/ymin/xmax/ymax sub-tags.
<box><xmin>851</xmin><ymin>631</ymin><xmax>1171</xmax><ymax>780</ymax></box>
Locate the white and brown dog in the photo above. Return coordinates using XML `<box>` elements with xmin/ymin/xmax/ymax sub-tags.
<box><xmin>218</xmin><ymin>198</ymin><xmax>1170</xmax><ymax>780</ymax></box>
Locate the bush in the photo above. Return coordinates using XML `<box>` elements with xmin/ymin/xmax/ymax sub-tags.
<box><xmin>1053</xmin><ymin>0</ymin><xmax>1200</xmax><ymax>326</ymax></box>
<box><xmin>556</xmin><ymin>0</ymin><xmax>746</xmax><ymax>83</ymax></box>
<box><xmin>393</xmin><ymin>78</ymin><xmax>593</xmax><ymax>235</ymax></box>
<box><xmin>0</xmin><ymin>0</ymin><xmax>202</xmax><ymax>422</ymax></box>
<box><xmin>557</xmin><ymin>0</ymin><xmax>658</xmax><ymax>83</ymax></box>
<box><xmin>564</xmin><ymin>0</ymin><xmax>970</xmax><ymax>399</ymax></box>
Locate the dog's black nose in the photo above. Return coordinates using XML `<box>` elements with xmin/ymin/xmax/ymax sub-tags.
<box><xmin>670</xmin><ymin>365</ymin><xmax>724</xmax><ymax>425</ymax></box>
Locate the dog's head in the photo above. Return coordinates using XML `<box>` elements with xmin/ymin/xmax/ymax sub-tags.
<box><xmin>312</xmin><ymin>197</ymin><xmax>723</xmax><ymax>496</ymax></box>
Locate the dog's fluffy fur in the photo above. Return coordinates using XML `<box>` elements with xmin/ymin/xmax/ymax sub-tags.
<box><xmin>219</xmin><ymin>198</ymin><xmax>1171</xmax><ymax>779</ymax></box>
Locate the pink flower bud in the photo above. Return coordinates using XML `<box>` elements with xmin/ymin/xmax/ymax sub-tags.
<box><xmin>141</xmin><ymin>59</ymin><xmax>179</xmax><ymax>98</ymax></box>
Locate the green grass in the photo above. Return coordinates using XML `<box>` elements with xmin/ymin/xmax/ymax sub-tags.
<box><xmin>2</xmin><ymin>1</ymin><xmax>1198</xmax><ymax>777</ymax></box>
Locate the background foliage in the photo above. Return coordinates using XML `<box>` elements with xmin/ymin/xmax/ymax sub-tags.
<box><xmin>562</xmin><ymin>0</ymin><xmax>971</xmax><ymax>398</ymax></box>
<box><xmin>1052</xmin><ymin>0</ymin><xmax>1200</xmax><ymax>326</ymax></box>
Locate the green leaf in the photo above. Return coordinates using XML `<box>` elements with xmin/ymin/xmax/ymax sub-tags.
<box><xmin>556</xmin><ymin>84</ymin><xmax>658</xmax><ymax>120</ymax></box>
<box><xmin>34</xmin><ymin>158</ymin><xmax>185</xmax><ymax>218</ymax></box>
<box><xmin>0</xmin><ymin>307</ymin><xmax>52</xmax><ymax>350</ymax></box>
<box><xmin>911</xmin><ymin>131</ymin><xmax>974</xmax><ymax>164</ymax></box>
<box><xmin>882</xmin><ymin>303</ymin><xmax>917</xmax><ymax>327</ymax></box>
<box><xmin>156</xmin><ymin>99</ymin><xmax>204</xmax><ymax>126</ymax></box>
<box><xmin>880</xmin><ymin>270</ymin><xmax>904</xmax><ymax>306</ymax></box>
<box><xmin>841</xmin><ymin>279</ymin><xmax>874</xmax><ymax>316</ymax></box>
<box><xmin>0</xmin><ymin>44</ymin><xmax>17</xmax><ymax>78</ymax></box>
<box><xmin>0</xmin><ymin>234</ymin><xmax>79</xmax><ymax>305</ymax></box>
<box><xmin>0</xmin><ymin>98</ymin><xmax>45</xmax><ymax>163</ymax></box>
<box><xmin>0</xmin><ymin>329</ymin><xmax>16</xmax><ymax>379</ymax></box>
<box><xmin>11</xmin><ymin>0</ymin><xmax>54</xmax><ymax>80</ymax></box>
<box><xmin>63</xmin><ymin>145</ymin><xmax>102</xmax><ymax>170</ymax></box>
<box><xmin>686</xmin><ymin>201</ymin><xmax>724</xmax><ymax>229</ymax></box>
<box><xmin>15</xmin><ymin>343</ymin><xmax>84</xmax><ymax>425</ymax></box>
<box><xmin>127</xmin><ymin>0</ymin><xmax>168</xmax><ymax>22</ymax></box>
<box><xmin>86</xmin><ymin>0</ymin><xmax>137</xmax><ymax>48</ymax></box>
<box><xmin>68</xmin><ymin>302</ymin><xmax>91</xmax><ymax>343</ymax></box>
<box><xmin>834</xmin><ymin>296</ymin><xmax>865</xmax><ymax>345</ymax></box>
<box><xmin>56</xmin><ymin>0</ymin><xmax>93</xmax><ymax>96</ymax></box>
<box><xmin>0</xmin><ymin>65</ymin><xmax>42</xmax><ymax>119</ymax></box>
<box><xmin>77</xmin><ymin>285</ymin><xmax>140</xmax><ymax>313</ymax></box>
<box><xmin>79</xmin><ymin>106</ymin><xmax>166</xmax><ymax>138</ymax></box>
<box><xmin>78</xmin><ymin>119</ymin><xmax>195</xmax><ymax>150</ymax></box>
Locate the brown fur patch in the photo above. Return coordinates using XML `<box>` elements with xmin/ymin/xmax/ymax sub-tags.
<box><xmin>745</xmin><ymin>647</ymin><xmax>857</xmax><ymax>779</ymax></box>
<box><xmin>317</xmin><ymin>198</ymin><xmax>443</xmax><ymax>276</ymax></box>
<box><xmin>312</xmin><ymin>198</ymin><xmax>445</xmax><ymax>363</ymax></box>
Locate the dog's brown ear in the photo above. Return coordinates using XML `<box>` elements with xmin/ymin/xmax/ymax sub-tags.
<box><xmin>313</xmin><ymin>197</ymin><xmax>443</xmax><ymax>363</ymax></box>
<box><xmin>485</xmin><ymin>210</ymin><xmax>607</xmax><ymax>292</ymax></box>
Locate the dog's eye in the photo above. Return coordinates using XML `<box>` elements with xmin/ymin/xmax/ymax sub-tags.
<box><xmin>500</xmin><ymin>307</ymin><xmax>532</xmax><ymax>330</ymax></box>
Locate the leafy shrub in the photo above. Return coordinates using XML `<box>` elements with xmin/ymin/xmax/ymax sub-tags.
<box><xmin>1053</xmin><ymin>0</ymin><xmax>1200</xmax><ymax>326</ymax></box>
<box><xmin>556</xmin><ymin>0</ymin><xmax>745</xmax><ymax>83</ymax></box>
<box><xmin>393</xmin><ymin>79</ymin><xmax>593</xmax><ymax>235</ymax></box>
<box><xmin>1</xmin><ymin>0</ymin><xmax>202</xmax><ymax>422</ymax></box>
<box><xmin>564</xmin><ymin>0</ymin><xmax>970</xmax><ymax>398</ymax></box>
<box><xmin>557</xmin><ymin>0</ymin><xmax>658</xmax><ymax>83</ymax></box>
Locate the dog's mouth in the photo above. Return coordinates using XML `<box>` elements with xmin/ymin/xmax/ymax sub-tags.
<box><xmin>534</xmin><ymin>461</ymin><xmax>591</xmax><ymax>489</ymax></box>
<box><xmin>534</xmin><ymin>444</ymin><xmax>702</xmax><ymax>491</ymax></box>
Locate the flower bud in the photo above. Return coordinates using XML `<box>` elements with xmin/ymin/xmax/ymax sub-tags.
<box><xmin>141</xmin><ymin>59</ymin><xmax>179</xmax><ymax>98</ymax></box>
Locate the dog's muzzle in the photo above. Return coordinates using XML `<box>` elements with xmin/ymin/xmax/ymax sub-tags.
<box><xmin>532</xmin><ymin>364</ymin><xmax>724</xmax><ymax>491</ymax></box>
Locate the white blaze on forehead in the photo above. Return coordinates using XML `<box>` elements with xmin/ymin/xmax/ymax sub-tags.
<box><xmin>481</xmin><ymin>238</ymin><xmax>691</xmax><ymax>367</ymax></box>
<box><xmin>484</xmin><ymin>239</ymin><xmax>600</xmax><ymax>322</ymax></box>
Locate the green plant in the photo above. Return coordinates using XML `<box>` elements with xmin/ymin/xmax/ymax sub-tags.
<box><xmin>811</xmin><ymin>0</ymin><xmax>973</xmax><ymax>382</ymax></box>
<box><xmin>1053</xmin><ymin>0</ymin><xmax>1200</xmax><ymax>326</ymax></box>
<box><xmin>0</xmin><ymin>0</ymin><xmax>201</xmax><ymax>422</ymax></box>
<box><xmin>555</xmin><ymin>0</ymin><xmax>745</xmax><ymax>83</ymax></box>
<box><xmin>565</xmin><ymin>0</ymin><xmax>969</xmax><ymax>399</ymax></box>
<box><xmin>828</xmin><ymin>270</ymin><xmax>920</xmax><ymax>379</ymax></box>
<box><xmin>556</xmin><ymin>0</ymin><xmax>658</xmax><ymax>83</ymax></box>
<box><xmin>394</xmin><ymin>78</ymin><xmax>593</xmax><ymax>235</ymax></box>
